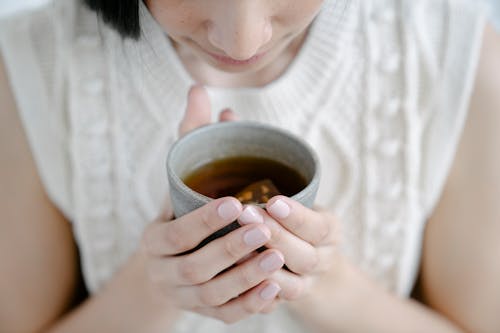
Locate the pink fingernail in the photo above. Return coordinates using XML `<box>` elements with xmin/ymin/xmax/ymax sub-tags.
<box><xmin>217</xmin><ymin>200</ymin><xmax>241</xmax><ymax>221</ymax></box>
<box><xmin>260</xmin><ymin>283</ymin><xmax>281</xmax><ymax>300</ymax></box>
<box><xmin>239</xmin><ymin>206</ymin><xmax>264</xmax><ymax>224</ymax></box>
<box><xmin>243</xmin><ymin>227</ymin><xmax>269</xmax><ymax>247</ymax></box>
<box><xmin>260</xmin><ymin>252</ymin><xmax>284</xmax><ymax>272</ymax></box>
<box><xmin>268</xmin><ymin>199</ymin><xmax>290</xmax><ymax>219</ymax></box>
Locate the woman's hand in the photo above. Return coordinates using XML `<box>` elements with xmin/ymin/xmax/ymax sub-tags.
<box><xmin>176</xmin><ymin>84</ymin><xmax>340</xmax><ymax>314</ymax></box>
<box><xmin>178</xmin><ymin>84</ymin><xmax>237</xmax><ymax>136</ymax></box>
<box><xmin>237</xmin><ymin>196</ymin><xmax>339</xmax><ymax>312</ymax></box>
<box><xmin>138</xmin><ymin>85</ymin><xmax>284</xmax><ymax>324</ymax></box>
<box><xmin>140</xmin><ymin>197</ymin><xmax>284</xmax><ymax>324</ymax></box>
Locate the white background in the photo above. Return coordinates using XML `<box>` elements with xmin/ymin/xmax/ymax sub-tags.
<box><xmin>0</xmin><ymin>0</ymin><xmax>499</xmax><ymax>29</ymax></box>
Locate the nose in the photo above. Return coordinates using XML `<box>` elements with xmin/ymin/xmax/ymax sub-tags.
<box><xmin>207</xmin><ymin>2</ymin><xmax>272</xmax><ymax>60</ymax></box>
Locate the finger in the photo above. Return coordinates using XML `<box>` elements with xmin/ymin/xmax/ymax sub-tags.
<box><xmin>154</xmin><ymin>224</ymin><xmax>271</xmax><ymax>286</ymax></box>
<box><xmin>179</xmin><ymin>249</ymin><xmax>284</xmax><ymax>307</ymax></box>
<box><xmin>234</xmin><ymin>205</ymin><xmax>266</xmax><ymax>264</ymax></box>
<box><xmin>194</xmin><ymin>281</ymin><xmax>281</xmax><ymax>324</ymax></box>
<box><xmin>236</xmin><ymin>251</ymin><xmax>259</xmax><ymax>265</ymax></box>
<box><xmin>143</xmin><ymin>197</ymin><xmax>242</xmax><ymax>256</ymax></box>
<box><xmin>270</xmin><ymin>269</ymin><xmax>311</xmax><ymax>301</ymax></box>
<box><xmin>312</xmin><ymin>244</ymin><xmax>337</xmax><ymax>274</ymax></box>
<box><xmin>179</xmin><ymin>85</ymin><xmax>212</xmax><ymax>136</ymax></box>
<box><xmin>157</xmin><ymin>196</ymin><xmax>174</xmax><ymax>221</ymax></box>
<box><xmin>260</xmin><ymin>299</ymin><xmax>281</xmax><ymax>314</ymax></box>
<box><xmin>218</xmin><ymin>108</ymin><xmax>238</xmax><ymax>122</ymax></box>
<box><xmin>266</xmin><ymin>196</ymin><xmax>332</xmax><ymax>246</ymax></box>
<box><xmin>241</xmin><ymin>206</ymin><xmax>319</xmax><ymax>275</ymax></box>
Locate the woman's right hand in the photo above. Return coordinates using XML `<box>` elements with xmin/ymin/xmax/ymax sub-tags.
<box><xmin>140</xmin><ymin>198</ymin><xmax>284</xmax><ymax>324</ymax></box>
<box><xmin>138</xmin><ymin>85</ymin><xmax>283</xmax><ymax>324</ymax></box>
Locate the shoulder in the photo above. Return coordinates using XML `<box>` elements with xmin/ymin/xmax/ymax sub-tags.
<box><xmin>0</xmin><ymin>1</ymin><xmax>84</xmax><ymax>220</ymax></box>
<box><xmin>1</xmin><ymin>49</ymin><xmax>79</xmax><ymax>332</ymax></box>
<box><xmin>451</xmin><ymin>25</ymin><xmax>500</xmax><ymax>193</ymax></box>
<box><xmin>420</xmin><ymin>25</ymin><xmax>500</xmax><ymax>333</ymax></box>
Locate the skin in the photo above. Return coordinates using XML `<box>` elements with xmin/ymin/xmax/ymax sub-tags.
<box><xmin>0</xmin><ymin>1</ymin><xmax>500</xmax><ymax>332</ymax></box>
<box><xmin>144</xmin><ymin>0</ymin><xmax>323</xmax><ymax>87</ymax></box>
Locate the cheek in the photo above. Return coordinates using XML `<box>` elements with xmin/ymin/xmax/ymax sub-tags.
<box><xmin>146</xmin><ymin>0</ymin><xmax>324</xmax><ymax>47</ymax></box>
<box><xmin>274</xmin><ymin>0</ymin><xmax>324</xmax><ymax>29</ymax></box>
<box><xmin>146</xmin><ymin>0</ymin><xmax>206</xmax><ymax>37</ymax></box>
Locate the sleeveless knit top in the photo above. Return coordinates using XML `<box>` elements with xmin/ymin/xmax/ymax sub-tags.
<box><xmin>0</xmin><ymin>0</ymin><xmax>485</xmax><ymax>332</ymax></box>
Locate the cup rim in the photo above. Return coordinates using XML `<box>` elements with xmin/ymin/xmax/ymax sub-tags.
<box><xmin>166</xmin><ymin>121</ymin><xmax>320</xmax><ymax>207</ymax></box>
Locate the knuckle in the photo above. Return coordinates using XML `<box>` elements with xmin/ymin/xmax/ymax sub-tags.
<box><xmin>260</xmin><ymin>301</ymin><xmax>279</xmax><ymax>314</ymax></box>
<box><xmin>310</xmin><ymin>251</ymin><xmax>321</xmax><ymax>271</ymax></box>
<box><xmin>316</xmin><ymin>218</ymin><xmax>331</xmax><ymax>244</ymax></box>
<box><xmin>298</xmin><ymin>250</ymin><xmax>320</xmax><ymax>274</ymax></box>
<box><xmin>164</xmin><ymin>223</ymin><xmax>188</xmax><ymax>253</ymax></box>
<box><xmin>268</xmin><ymin>222</ymin><xmax>284</xmax><ymax>244</ymax></box>
<box><xmin>223</xmin><ymin>237</ymin><xmax>243</xmax><ymax>261</ymax></box>
<box><xmin>198</xmin><ymin>285</ymin><xmax>226</xmax><ymax>307</ymax></box>
<box><xmin>283</xmin><ymin>279</ymin><xmax>305</xmax><ymax>300</ymax></box>
<box><xmin>141</xmin><ymin>223</ymin><xmax>159</xmax><ymax>255</ymax></box>
<box><xmin>146</xmin><ymin>261</ymin><xmax>164</xmax><ymax>284</ymax></box>
<box><xmin>290</xmin><ymin>213</ymin><xmax>307</xmax><ymax>231</ymax></box>
<box><xmin>237</xmin><ymin>265</ymin><xmax>260</xmax><ymax>288</ymax></box>
<box><xmin>241</xmin><ymin>297</ymin><xmax>262</xmax><ymax>315</ymax></box>
<box><xmin>178</xmin><ymin>258</ymin><xmax>204</xmax><ymax>285</ymax></box>
<box><xmin>210</xmin><ymin>309</ymin><xmax>238</xmax><ymax>325</ymax></box>
<box><xmin>201</xmin><ymin>209</ymin><xmax>220</xmax><ymax>233</ymax></box>
<box><xmin>317</xmin><ymin>260</ymin><xmax>332</xmax><ymax>274</ymax></box>
<box><xmin>221</xmin><ymin>315</ymin><xmax>238</xmax><ymax>325</ymax></box>
<box><xmin>158</xmin><ymin>285</ymin><xmax>175</xmax><ymax>302</ymax></box>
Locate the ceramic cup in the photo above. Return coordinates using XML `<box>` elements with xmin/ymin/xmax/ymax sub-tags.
<box><xmin>167</xmin><ymin>121</ymin><xmax>320</xmax><ymax>249</ymax></box>
<box><xmin>166</xmin><ymin>121</ymin><xmax>320</xmax><ymax>247</ymax></box>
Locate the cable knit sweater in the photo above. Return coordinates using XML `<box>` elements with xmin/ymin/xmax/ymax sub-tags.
<box><xmin>0</xmin><ymin>0</ymin><xmax>485</xmax><ymax>332</ymax></box>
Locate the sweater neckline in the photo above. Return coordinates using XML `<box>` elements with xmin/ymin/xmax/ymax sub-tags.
<box><xmin>135</xmin><ymin>0</ymin><xmax>359</xmax><ymax>100</ymax></box>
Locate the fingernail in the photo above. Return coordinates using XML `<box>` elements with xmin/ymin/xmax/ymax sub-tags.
<box><xmin>239</xmin><ymin>206</ymin><xmax>264</xmax><ymax>224</ymax></box>
<box><xmin>260</xmin><ymin>252</ymin><xmax>284</xmax><ymax>272</ymax></box>
<box><xmin>217</xmin><ymin>200</ymin><xmax>241</xmax><ymax>221</ymax></box>
<box><xmin>260</xmin><ymin>283</ymin><xmax>281</xmax><ymax>300</ymax></box>
<box><xmin>243</xmin><ymin>227</ymin><xmax>270</xmax><ymax>247</ymax></box>
<box><xmin>268</xmin><ymin>199</ymin><xmax>290</xmax><ymax>219</ymax></box>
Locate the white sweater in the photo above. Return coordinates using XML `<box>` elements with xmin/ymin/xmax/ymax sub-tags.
<box><xmin>0</xmin><ymin>0</ymin><xmax>485</xmax><ymax>332</ymax></box>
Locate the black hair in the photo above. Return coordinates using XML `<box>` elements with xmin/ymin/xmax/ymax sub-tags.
<box><xmin>83</xmin><ymin>0</ymin><xmax>141</xmax><ymax>39</ymax></box>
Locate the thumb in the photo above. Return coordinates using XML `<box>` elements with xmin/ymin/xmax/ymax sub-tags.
<box><xmin>179</xmin><ymin>85</ymin><xmax>212</xmax><ymax>137</ymax></box>
<box><xmin>218</xmin><ymin>108</ymin><xmax>239</xmax><ymax>122</ymax></box>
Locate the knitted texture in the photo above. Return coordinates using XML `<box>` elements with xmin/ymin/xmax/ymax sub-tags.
<box><xmin>0</xmin><ymin>0</ymin><xmax>485</xmax><ymax>332</ymax></box>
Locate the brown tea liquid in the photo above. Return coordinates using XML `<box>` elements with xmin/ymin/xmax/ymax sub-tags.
<box><xmin>183</xmin><ymin>156</ymin><xmax>307</xmax><ymax>200</ymax></box>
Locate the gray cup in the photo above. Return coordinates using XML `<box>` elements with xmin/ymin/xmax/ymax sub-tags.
<box><xmin>167</xmin><ymin>121</ymin><xmax>320</xmax><ymax>218</ymax></box>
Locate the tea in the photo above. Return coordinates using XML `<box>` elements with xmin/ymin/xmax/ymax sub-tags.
<box><xmin>183</xmin><ymin>156</ymin><xmax>307</xmax><ymax>202</ymax></box>
<box><xmin>179</xmin><ymin>156</ymin><xmax>308</xmax><ymax>254</ymax></box>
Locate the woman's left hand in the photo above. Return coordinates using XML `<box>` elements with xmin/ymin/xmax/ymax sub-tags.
<box><xmin>178</xmin><ymin>84</ymin><xmax>342</xmax><ymax>315</ymax></box>
<box><xmin>236</xmin><ymin>196</ymin><xmax>340</xmax><ymax>312</ymax></box>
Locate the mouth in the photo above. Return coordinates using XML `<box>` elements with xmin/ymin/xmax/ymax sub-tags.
<box><xmin>204</xmin><ymin>49</ymin><xmax>268</xmax><ymax>66</ymax></box>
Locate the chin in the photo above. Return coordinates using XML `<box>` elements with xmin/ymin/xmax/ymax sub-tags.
<box><xmin>209</xmin><ymin>60</ymin><xmax>269</xmax><ymax>73</ymax></box>
<box><xmin>201</xmin><ymin>50</ymin><xmax>277</xmax><ymax>74</ymax></box>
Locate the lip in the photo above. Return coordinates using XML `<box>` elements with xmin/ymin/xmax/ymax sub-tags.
<box><xmin>205</xmin><ymin>49</ymin><xmax>267</xmax><ymax>66</ymax></box>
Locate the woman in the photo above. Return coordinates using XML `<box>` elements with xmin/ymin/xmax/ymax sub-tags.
<box><xmin>1</xmin><ymin>0</ymin><xmax>499</xmax><ymax>332</ymax></box>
